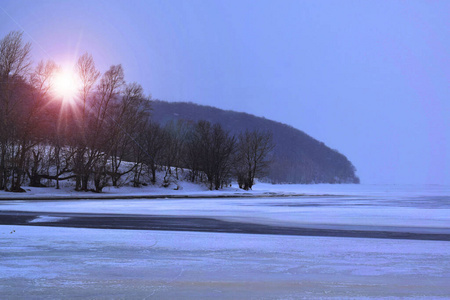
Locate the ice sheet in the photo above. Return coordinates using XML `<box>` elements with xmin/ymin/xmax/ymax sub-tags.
<box><xmin>1</xmin><ymin>225</ymin><xmax>448</xmax><ymax>298</ymax></box>
<box><xmin>1</xmin><ymin>190</ymin><xmax>449</xmax><ymax>229</ymax></box>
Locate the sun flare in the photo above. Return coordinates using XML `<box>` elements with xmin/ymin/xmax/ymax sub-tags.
<box><xmin>53</xmin><ymin>68</ymin><xmax>79</xmax><ymax>103</ymax></box>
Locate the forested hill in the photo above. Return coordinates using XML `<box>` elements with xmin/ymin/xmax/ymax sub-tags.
<box><xmin>150</xmin><ymin>100</ymin><xmax>360</xmax><ymax>184</ymax></box>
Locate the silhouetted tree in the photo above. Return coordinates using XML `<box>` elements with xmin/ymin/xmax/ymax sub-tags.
<box><xmin>89</xmin><ymin>64</ymin><xmax>125</xmax><ymax>192</ymax></box>
<box><xmin>161</xmin><ymin>120</ymin><xmax>188</xmax><ymax>183</ymax></box>
<box><xmin>108</xmin><ymin>82</ymin><xmax>150</xmax><ymax>186</ymax></box>
<box><xmin>141</xmin><ymin>122</ymin><xmax>166</xmax><ymax>184</ymax></box>
<box><xmin>186</xmin><ymin>121</ymin><xmax>235</xmax><ymax>190</ymax></box>
<box><xmin>73</xmin><ymin>52</ymin><xmax>100</xmax><ymax>191</ymax></box>
<box><xmin>235</xmin><ymin>130</ymin><xmax>274</xmax><ymax>190</ymax></box>
<box><xmin>0</xmin><ymin>31</ymin><xmax>32</xmax><ymax>191</ymax></box>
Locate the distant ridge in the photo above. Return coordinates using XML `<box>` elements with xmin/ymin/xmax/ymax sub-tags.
<box><xmin>150</xmin><ymin>100</ymin><xmax>359</xmax><ymax>184</ymax></box>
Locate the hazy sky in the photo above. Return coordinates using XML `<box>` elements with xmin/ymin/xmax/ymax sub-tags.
<box><xmin>1</xmin><ymin>0</ymin><xmax>449</xmax><ymax>184</ymax></box>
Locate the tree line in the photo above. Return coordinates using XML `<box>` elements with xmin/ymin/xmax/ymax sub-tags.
<box><xmin>150</xmin><ymin>101</ymin><xmax>360</xmax><ymax>184</ymax></box>
<box><xmin>0</xmin><ymin>31</ymin><xmax>273</xmax><ymax>192</ymax></box>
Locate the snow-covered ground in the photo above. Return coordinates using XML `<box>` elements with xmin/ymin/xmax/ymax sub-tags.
<box><xmin>1</xmin><ymin>181</ymin><xmax>449</xmax><ymax>199</ymax></box>
<box><xmin>1</xmin><ymin>184</ymin><xmax>449</xmax><ymax>298</ymax></box>
<box><xmin>1</xmin><ymin>226</ymin><xmax>449</xmax><ymax>298</ymax></box>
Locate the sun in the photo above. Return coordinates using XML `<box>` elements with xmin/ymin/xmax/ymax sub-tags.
<box><xmin>52</xmin><ymin>67</ymin><xmax>79</xmax><ymax>103</ymax></box>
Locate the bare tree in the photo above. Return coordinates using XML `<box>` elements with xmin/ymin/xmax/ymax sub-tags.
<box><xmin>0</xmin><ymin>31</ymin><xmax>32</xmax><ymax>191</ymax></box>
<box><xmin>210</xmin><ymin>123</ymin><xmax>236</xmax><ymax>190</ymax></box>
<box><xmin>140</xmin><ymin>122</ymin><xmax>166</xmax><ymax>184</ymax></box>
<box><xmin>161</xmin><ymin>120</ymin><xmax>188</xmax><ymax>183</ymax></box>
<box><xmin>108</xmin><ymin>82</ymin><xmax>149</xmax><ymax>187</ymax></box>
<box><xmin>184</xmin><ymin>126</ymin><xmax>202</xmax><ymax>183</ymax></box>
<box><xmin>0</xmin><ymin>31</ymin><xmax>31</xmax><ymax>79</ymax></box>
<box><xmin>77</xmin><ymin>53</ymin><xmax>100</xmax><ymax>123</ymax></box>
<box><xmin>7</xmin><ymin>59</ymin><xmax>58</xmax><ymax>191</ymax></box>
<box><xmin>73</xmin><ymin>53</ymin><xmax>100</xmax><ymax>191</ymax></box>
<box><xmin>186</xmin><ymin>121</ymin><xmax>235</xmax><ymax>190</ymax></box>
<box><xmin>235</xmin><ymin>130</ymin><xmax>274</xmax><ymax>190</ymax></box>
<box><xmin>88</xmin><ymin>64</ymin><xmax>124</xmax><ymax>192</ymax></box>
<box><xmin>16</xmin><ymin>60</ymin><xmax>58</xmax><ymax>189</ymax></box>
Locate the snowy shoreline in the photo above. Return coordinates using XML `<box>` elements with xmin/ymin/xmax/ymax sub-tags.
<box><xmin>0</xmin><ymin>182</ymin><xmax>349</xmax><ymax>200</ymax></box>
<box><xmin>1</xmin><ymin>182</ymin><xmax>449</xmax><ymax>201</ymax></box>
<box><xmin>0</xmin><ymin>191</ymin><xmax>342</xmax><ymax>201</ymax></box>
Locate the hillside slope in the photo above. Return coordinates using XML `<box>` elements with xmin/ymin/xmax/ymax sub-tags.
<box><xmin>150</xmin><ymin>100</ymin><xmax>359</xmax><ymax>184</ymax></box>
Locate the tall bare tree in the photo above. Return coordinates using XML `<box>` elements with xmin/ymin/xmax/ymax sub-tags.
<box><xmin>13</xmin><ymin>60</ymin><xmax>58</xmax><ymax>190</ymax></box>
<box><xmin>74</xmin><ymin>53</ymin><xmax>100</xmax><ymax>191</ymax></box>
<box><xmin>0</xmin><ymin>31</ymin><xmax>32</xmax><ymax>191</ymax></box>
<box><xmin>88</xmin><ymin>64</ymin><xmax>125</xmax><ymax>192</ymax></box>
<box><xmin>107</xmin><ymin>82</ymin><xmax>149</xmax><ymax>186</ymax></box>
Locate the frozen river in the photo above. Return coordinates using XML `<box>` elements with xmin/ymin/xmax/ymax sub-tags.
<box><xmin>1</xmin><ymin>184</ymin><xmax>449</xmax><ymax>298</ymax></box>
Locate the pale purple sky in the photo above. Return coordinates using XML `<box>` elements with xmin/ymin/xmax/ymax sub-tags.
<box><xmin>1</xmin><ymin>0</ymin><xmax>449</xmax><ymax>184</ymax></box>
